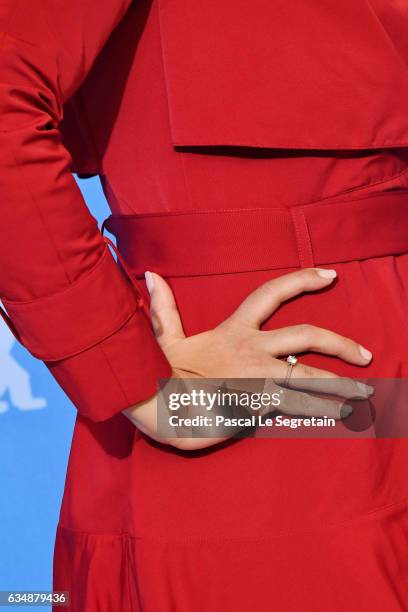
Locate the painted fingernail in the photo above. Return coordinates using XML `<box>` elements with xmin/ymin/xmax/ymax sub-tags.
<box><xmin>357</xmin><ymin>381</ymin><xmax>374</xmax><ymax>396</ymax></box>
<box><xmin>315</xmin><ymin>268</ymin><xmax>337</xmax><ymax>279</ymax></box>
<box><xmin>340</xmin><ymin>404</ymin><xmax>353</xmax><ymax>419</ymax></box>
<box><xmin>145</xmin><ymin>271</ymin><xmax>154</xmax><ymax>295</ymax></box>
<box><xmin>358</xmin><ymin>345</ymin><xmax>372</xmax><ymax>361</ymax></box>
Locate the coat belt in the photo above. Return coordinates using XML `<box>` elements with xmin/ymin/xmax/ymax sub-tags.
<box><xmin>102</xmin><ymin>190</ymin><xmax>408</xmax><ymax>277</ymax></box>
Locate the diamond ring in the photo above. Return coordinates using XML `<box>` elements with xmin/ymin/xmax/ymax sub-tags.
<box><xmin>283</xmin><ymin>355</ymin><xmax>298</xmax><ymax>388</ymax></box>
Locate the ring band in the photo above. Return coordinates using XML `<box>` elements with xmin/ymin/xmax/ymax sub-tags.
<box><xmin>283</xmin><ymin>355</ymin><xmax>298</xmax><ymax>388</ymax></box>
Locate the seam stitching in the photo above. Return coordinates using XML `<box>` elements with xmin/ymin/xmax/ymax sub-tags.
<box><xmin>56</xmin><ymin>497</ymin><xmax>408</xmax><ymax>541</ymax></box>
<box><xmin>104</xmin><ymin>186</ymin><xmax>408</xmax><ymax>221</ymax></box>
<box><xmin>98</xmin><ymin>340</ymin><xmax>132</xmax><ymax>407</ymax></box>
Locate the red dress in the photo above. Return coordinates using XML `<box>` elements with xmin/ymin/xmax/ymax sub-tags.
<box><xmin>1</xmin><ymin>1</ymin><xmax>408</xmax><ymax>610</ymax></box>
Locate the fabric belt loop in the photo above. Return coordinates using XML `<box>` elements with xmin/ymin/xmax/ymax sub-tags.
<box><xmin>290</xmin><ymin>207</ymin><xmax>315</xmax><ymax>268</ymax></box>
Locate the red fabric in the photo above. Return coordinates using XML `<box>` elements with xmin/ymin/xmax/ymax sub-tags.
<box><xmin>103</xmin><ymin>191</ymin><xmax>408</xmax><ymax>277</ymax></box>
<box><xmin>1</xmin><ymin>0</ymin><xmax>408</xmax><ymax>610</ymax></box>
<box><xmin>157</xmin><ymin>1</ymin><xmax>408</xmax><ymax>148</ymax></box>
<box><xmin>1</xmin><ymin>246</ymin><xmax>145</xmax><ymax>361</ymax></box>
<box><xmin>0</xmin><ymin>0</ymin><xmax>172</xmax><ymax>422</ymax></box>
<box><xmin>55</xmin><ymin>192</ymin><xmax>408</xmax><ymax>610</ymax></box>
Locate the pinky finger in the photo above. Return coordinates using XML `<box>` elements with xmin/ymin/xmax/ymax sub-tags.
<box><xmin>276</xmin><ymin>386</ymin><xmax>352</xmax><ymax>420</ymax></box>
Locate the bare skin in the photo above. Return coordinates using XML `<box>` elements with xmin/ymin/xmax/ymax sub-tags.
<box><xmin>122</xmin><ymin>267</ymin><xmax>373</xmax><ymax>450</ymax></box>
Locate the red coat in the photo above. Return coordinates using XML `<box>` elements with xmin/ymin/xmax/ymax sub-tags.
<box><xmin>1</xmin><ymin>1</ymin><xmax>408</xmax><ymax>610</ymax></box>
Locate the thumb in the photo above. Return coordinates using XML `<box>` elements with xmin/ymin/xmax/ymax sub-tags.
<box><xmin>145</xmin><ymin>271</ymin><xmax>185</xmax><ymax>345</ymax></box>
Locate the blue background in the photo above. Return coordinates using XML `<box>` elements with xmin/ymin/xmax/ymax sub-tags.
<box><xmin>0</xmin><ymin>177</ymin><xmax>109</xmax><ymax>610</ymax></box>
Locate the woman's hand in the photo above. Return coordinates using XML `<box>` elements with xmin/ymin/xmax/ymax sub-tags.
<box><xmin>122</xmin><ymin>268</ymin><xmax>373</xmax><ymax>450</ymax></box>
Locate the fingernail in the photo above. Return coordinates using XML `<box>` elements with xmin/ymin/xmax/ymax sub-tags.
<box><xmin>357</xmin><ymin>381</ymin><xmax>374</xmax><ymax>396</ymax></box>
<box><xmin>145</xmin><ymin>271</ymin><xmax>154</xmax><ymax>295</ymax></box>
<box><xmin>340</xmin><ymin>404</ymin><xmax>353</xmax><ymax>419</ymax></box>
<box><xmin>358</xmin><ymin>345</ymin><xmax>372</xmax><ymax>361</ymax></box>
<box><xmin>315</xmin><ymin>268</ymin><xmax>337</xmax><ymax>279</ymax></box>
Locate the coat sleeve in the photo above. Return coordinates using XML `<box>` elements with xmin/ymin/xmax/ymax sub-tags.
<box><xmin>0</xmin><ymin>0</ymin><xmax>172</xmax><ymax>422</ymax></box>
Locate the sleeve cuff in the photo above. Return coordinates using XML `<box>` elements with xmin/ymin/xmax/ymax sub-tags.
<box><xmin>1</xmin><ymin>245</ymin><xmax>141</xmax><ymax>361</ymax></box>
<box><xmin>0</xmin><ymin>242</ymin><xmax>172</xmax><ymax>421</ymax></box>
<box><xmin>46</xmin><ymin>308</ymin><xmax>172</xmax><ymax>422</ymax></box>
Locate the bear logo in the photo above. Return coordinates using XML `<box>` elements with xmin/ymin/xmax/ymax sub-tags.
<box><xmin>0</xmin><ymin>320</ymin><xmax>47</xmax><ymax>413</ymax></box>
